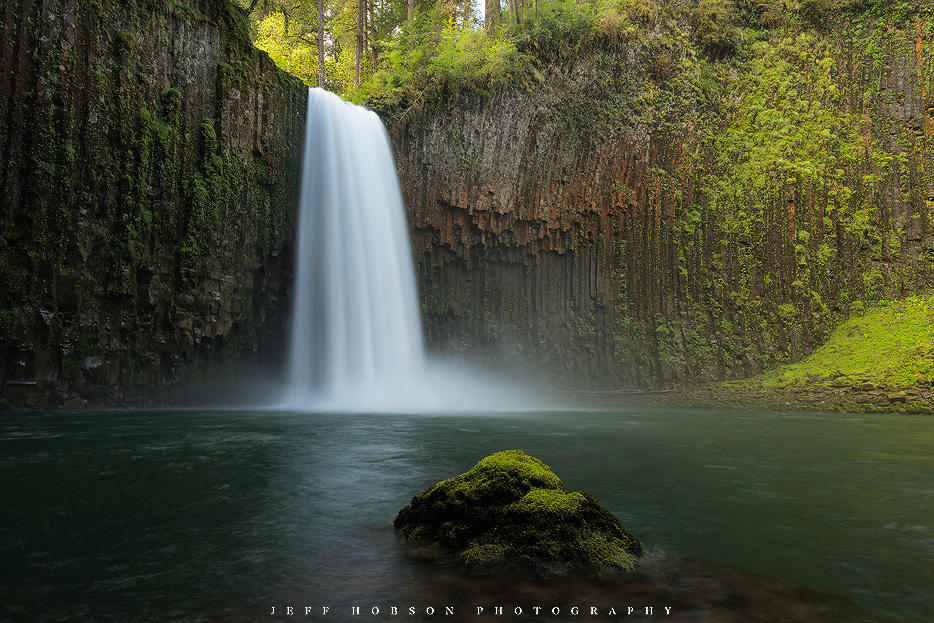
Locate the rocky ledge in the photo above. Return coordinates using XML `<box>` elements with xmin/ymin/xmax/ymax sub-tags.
<box><xmin>393</xmin><ymin>450</ymin><xmax>642</xmax><ymax>576</ymax></box>
<box><xmin>614</xmin><ymin>377</ymin><xmax>934</xmax><ymax>415</ymax></box>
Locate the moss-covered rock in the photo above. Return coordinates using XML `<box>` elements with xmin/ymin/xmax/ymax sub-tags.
<box><xmin>394</xmin><ymin>450</ymin><xmax>643</xmax><ymax>576</ymax></box>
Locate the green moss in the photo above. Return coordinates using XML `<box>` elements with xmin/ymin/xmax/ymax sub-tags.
<box><xmin>692</xmin><ymin>0</ymin><xmax>740</xmax><ymax>55</ymax></box>
<box><xmin>663</xmin><ymin>293</ymin><xmax>934</xmax><ymax>414</ymax></box>
<box><xmin>459</xmin><ymin>543</ymin><xmax>509</xmax><ymax>568</ymax></box>
<box><xmin>507</xmin><ymin>488</ymin><xmax>585</xmax><ymax>517</ymax></box>
<box><xmin>576</xmin><ymin>534</ymin><xmax>638</xmax><ymax>569</ymax></box>
<box><xmin>761</xmin><ymin>294</ymin><xmax>934</xmax><ymax>389</ymax></box>
<box><xmin>116</xmin><ymin>29</ymin><xmax>136</xmax><ymax>51</ymax></box>
<box><xmin>394</xmin><ymin>450</ymin><xmax>641</xmax><ymax>575</ymax></box>
<box><xmin>430</xmin><ymin>449</ymin><xmax>564</xmax><ymax>498</ymax></box>
<box><xmin>200</xmin><ymin>118</ymin><xmax>217</xmax><ymax>155</ymax></box>
<box><xmin>160</xmin><ymin>88</ymin><xmax>181</xmax><ymax>116</ymax></box>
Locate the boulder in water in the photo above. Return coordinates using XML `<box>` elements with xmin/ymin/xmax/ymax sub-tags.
<box><xmin>393</xmin><ymin>450</ymin><xmax>642</xmax><ymax>576</ymax></box>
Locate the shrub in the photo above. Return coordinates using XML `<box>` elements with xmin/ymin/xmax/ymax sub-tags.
<box><xmin>693</xmin><ymin>0</ymin><xmax>740</xmax><ymax>55</ymax></box>
<box><xmin>798</xmin><ymin>0</ymin><xmax>833</xmax><ymax>28</ymax></box>
<box><xmin>625</xmin><ymin>0</ymin><xmax>659</xmax><ymax>23</ymax></box>
<box><xmin>749</xmin><ymin>0</ymin><xmax>788</xmax><ymax>27</ymax></box>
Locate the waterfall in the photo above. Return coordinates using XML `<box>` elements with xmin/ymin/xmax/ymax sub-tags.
<box><xmin>286</xmin><ymin>88</ymin><xmax>425</xmax><ymax>409</ymax></box>
<box><xmin>283</xmin><ymin>88</ymin><xmax>549</xmax><ymax>413</ymax></box>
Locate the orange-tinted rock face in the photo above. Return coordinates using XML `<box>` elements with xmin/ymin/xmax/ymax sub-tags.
<box><xmin>392</xmin><ymin>21</ymin><xmax>934</xmax><ymax>390</ymax></box>
<box><xmin>395</xmin><ymin>87</ymin><xmax>690</xmax><ymax>388</ymax></box>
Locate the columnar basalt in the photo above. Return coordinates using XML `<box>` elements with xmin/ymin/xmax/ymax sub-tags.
<box><xmin>0</xmin><ymin>0</ymin><xmax>306</xmax><ymax>407</ymax></box>
<box><xmin>392</xmin><ymin>14</ymin><xmax>934</xmax><ymax>390</ymax></box>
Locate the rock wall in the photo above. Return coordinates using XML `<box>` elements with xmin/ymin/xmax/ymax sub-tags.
<box><xmin>0</xmin><ymin>0</ymin><xmax>306</xmax><ymax>407</ymax></box>
<box><xmin>393</xmin><ymin>12</ymin><xmax>934</xmax><ymax>389</ymax></box>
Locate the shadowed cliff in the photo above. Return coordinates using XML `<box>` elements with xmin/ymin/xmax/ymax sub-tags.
<box><xmin>0</xmin><ymin>0</ymin><xmax>306</xmax><ymax>407</ymax></box>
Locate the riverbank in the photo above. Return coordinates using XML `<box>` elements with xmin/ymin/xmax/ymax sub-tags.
<box><xmin>621</xmin><ymin>381</ymin><xmax>934</xmax><ymax>415</ymax></box>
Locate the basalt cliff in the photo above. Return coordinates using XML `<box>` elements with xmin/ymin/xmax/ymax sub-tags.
<box><xmin>0</xmin><ymin>0</ymin><xmax>305</xmax><ymax>407</ymax></box>
<box><xmin>391</xmin><ymin>9</ymin><xmax>934</xmax><ymax>390</ymax></box>
<box><xmin>4</xmin><ymin>1</ymin><xmax>934</xmax><ymax>405</ymax></box>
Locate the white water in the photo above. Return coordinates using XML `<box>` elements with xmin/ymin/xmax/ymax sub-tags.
<box><xmin>286</xmin><ymin>88</ymin><xmax>424</xmax><ymax>410</ymax></box>
<box><xmin>284</xmin><ymin>88</ymin><xmax>557</xmax><ymax>413</ymax></box>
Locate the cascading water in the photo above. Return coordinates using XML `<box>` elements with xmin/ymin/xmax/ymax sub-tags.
<box><xmin>284</xmin><ymin>88</ymin><xmax>552</xmax><ymax>413</ymax></box>
<box><xmin>286</xmin><ymin>88</ymin><xmax>424</xmax><ymax>409</ymax></box>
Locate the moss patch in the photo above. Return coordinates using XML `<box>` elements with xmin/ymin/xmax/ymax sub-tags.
<box><xmin>394</xmin><ymin>450</ymin><xmax>642</xmax><ymax>576</ymax></box>
<box><xmin>759</xmin><ymin>295</ymin><xmax>934</xmax><ymax>390</ymax></box>
<box><xmin>632</xmin><ymin>295</ymin><xmax>934</xmax><ymax>414</ymax></box>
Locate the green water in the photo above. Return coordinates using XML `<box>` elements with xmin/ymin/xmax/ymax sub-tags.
<box><xmin>1</xmin><ymin>408</ymin><xmax>932</xmax><ymax>621</ymax></box>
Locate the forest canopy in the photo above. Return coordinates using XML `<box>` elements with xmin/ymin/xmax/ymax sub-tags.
<box><xmin>236</xmin><ymin>0</ymin><xmax>931</xmax><ymax>109</ymax></box>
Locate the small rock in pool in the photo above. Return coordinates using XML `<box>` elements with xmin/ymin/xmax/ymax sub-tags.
<box><xmin>393</xmin><ymin>450</ymin><xmax>642</xmax><ymax>576</ymax></box>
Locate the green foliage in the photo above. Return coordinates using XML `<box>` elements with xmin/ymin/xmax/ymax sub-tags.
<box><xmin>692</xmin><ymin>0</ymin><xmax>740</xmax><ymax>54</ymax></box>
<box><xmin>625</xmin><ymin>0</ymin><xmax>658</xmax><ymax>24</ymax></box>
<box><xmin>251</xmin><ymin>0</ymin><xmax>931</xmax><ymax>105</ymax></box>
<box><xmin>254</xmin><ymin>10</ymin><xmax>332</xmax><ymax>89</ymax></box>
<box><xmin>741</xmin><ymin>0</ymin><xmax>788</xmax><ymax>27</ymax></box>
<box><xmin>794</xmin><ymin>0</ymin><xmax>931</xmax><ymax>28</ymax></box>
<box><xmin>517</xmin><ymin>0</ymin><xmax>628</xmax><ymax>52</ymax></box>
<box><xmin>363</xmin><ymin>0</ymin><xmax>581</xmax><ymax>105</ymax></box>
<box><xmin>252</xmin><ymin>0</ymin><xmax>655</xmax><ymax>104</ymax></box>
<box><xmin>250</xmin><ymin>0</ymin><xmax>404</xmax><ymax>93</ymax></box>
<box><xmin>797</xmin><ymin>0</ymin><xmax>832</xmax><ymax>28</ymax></box>
<box><xmin>700</xmin><ymin>33</ymin><xmax>890</xmax><ymax>294</ymax></box>
<box><xmin>760</xmin><ymin>295</ymin><xmax>934</xmax><ymax>389</ymax></box>
<box><xmin>361</xmin><ymin>8</ymin><xmax>534</xmax><ymax>106</ymax></box>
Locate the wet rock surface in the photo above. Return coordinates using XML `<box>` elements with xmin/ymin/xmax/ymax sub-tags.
<box><xmin>0</xmin><ymin>0</ymin><xmax>306</xmax><ymax>407</ymax></box>
<box><xmin>638</xmin><ymin>381</ymin><xmax>934</xmax><ymax>415</ymax></box>
<box><xmin>394</xmin><ymin>450</ymin><xmax>643</xmax><ymax>576</ymax></box>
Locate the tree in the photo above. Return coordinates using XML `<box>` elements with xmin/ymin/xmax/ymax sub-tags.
<box><xmin>356</xmin><ymin>0</ymin><xmax>365</xmax><ymax>85</ymax></box>
<box><xmin>485</xmin><ymin>0</ymin><xmax>500</xmax><ymax>31</ymax></box>
<box><xmin>318</xmin><ymin>0</ymin><xmax>325</xmax><ymax>87</ymax></box>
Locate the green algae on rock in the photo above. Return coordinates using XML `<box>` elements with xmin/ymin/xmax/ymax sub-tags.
<box><xmin>393</xmin><ymin>450</ymin><xmax>643</xmax><ymax>575</ymax></box>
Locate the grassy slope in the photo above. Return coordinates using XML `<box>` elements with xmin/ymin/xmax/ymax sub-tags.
<box><xmin>759</xmin><ymin>296</ymin><xmax>934</xmax><ymax>390</ymax></box>
<box><xmin>679</xmin><ymin>296</ymin><xmax>934</xmax><ymax>413</ymax></box>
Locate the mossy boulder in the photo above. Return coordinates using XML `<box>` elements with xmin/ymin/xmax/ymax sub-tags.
<box><xmin>393</xmin><ymin>450</ymin><xmax>643</xmax><ymax>575</ymax></box>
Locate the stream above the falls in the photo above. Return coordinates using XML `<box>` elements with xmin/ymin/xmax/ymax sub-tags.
<box><xmin>2</xmin><ymin>407</ymin><xmax>932</xmax><ymax>622</ymax></box>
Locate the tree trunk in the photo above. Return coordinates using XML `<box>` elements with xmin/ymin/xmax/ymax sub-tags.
<box><xmin>317</xmin><ymin>0</ymin><xmax>325</xmax><ymax>88</ymax></box>
<box><xmin>408</xmin><ymin>0</ymin><xmax>414</xmax><ymax>20</ymax></box>
<box><xmin>364</xmin><ymin>0</ymin><xmax>369</xmax><ymax>58</ymax></box>
<box><xmin>355</xmin><ymin>0</ymin><xmax>364</xmax><ymax>86</ymax></box>
<box><xmin>485</xmin><ymin>0</ymin><xmax>499</xmax><ymax>31</ymax></box>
